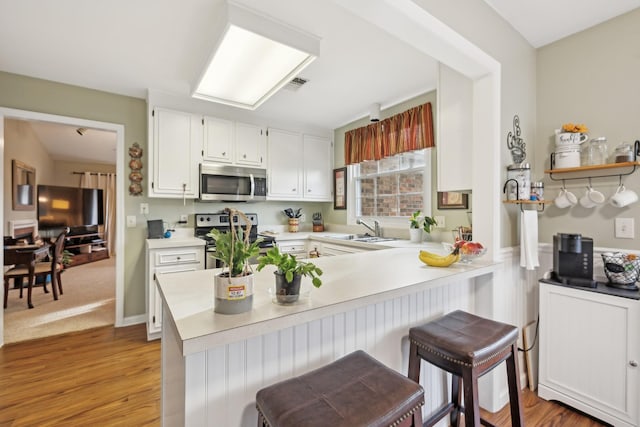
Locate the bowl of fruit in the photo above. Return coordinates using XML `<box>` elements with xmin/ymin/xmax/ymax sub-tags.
<box><xmin>443</xmin><ymin>241</ymin><xmax>487</xmax><ymax>263</ymax></box>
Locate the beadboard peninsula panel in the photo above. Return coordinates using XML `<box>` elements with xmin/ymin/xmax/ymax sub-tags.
<box><xmin>172</xmin><ymin>280</ymin><xmax>475</xmax><ymax>426</ymax></box>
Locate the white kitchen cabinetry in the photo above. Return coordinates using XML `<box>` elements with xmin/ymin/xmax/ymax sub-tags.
<box><xmin>436</xmin><ymin>63</ymin><xmax>473</xmax><ymax>192</ymax></box>
<box><xmin>203</xmin><ymin>116</ymin><xmax>234</xmax><ymax>164</ymax></box>
<box><xmin>538</xmin><ymin>281</ymin><xmax>639</xmax><ymax>427</ymax></box>
<box><xmin>267</xmin><ymin>128</ymin><xmax>303</xmax><ymax>198</ymax></box>
<box><xmin>235</xmin><ymin>122</ymin><xmax>266</xmax><ymax>167</ymax></box>
<box><xmin>277</xmin><ymin>240</ymin><xmax>308</xmax><ymax>257</ymax></box>
<box><xmin>267</xmin><ymin>129</ymin><xmax>332</xmax><ymax>201</ymax></box>
<box><xmin>315</xmin><ymin>241</ymin><xmax>377</xmax><ymax>256</ymax></box>
<box><xmin>149</xmin><ymin>107</ymin><xmax>202</xmax><ymax>199</ymax></box>
<box><xmin>146</xmin><ymin>241</ymin><xmax>204</xmax><ymax>340</ymax></box>
<box><xmin>303</xmin><ymin>134</ymin><xmax>332</xmax><ymax>200</ymax></box>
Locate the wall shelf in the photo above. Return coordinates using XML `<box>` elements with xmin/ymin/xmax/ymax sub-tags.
<box><xmin>545</xmin><ymin>161</ymin><xmax>640</xmax><ymax>181</ymax></box>
<box><xmin>503</xmin><ymin>199</ymin><xmax>552</xmax><ymax>212</ymax></box>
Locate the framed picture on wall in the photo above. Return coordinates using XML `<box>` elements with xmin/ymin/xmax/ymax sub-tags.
<box><xmin>437</xmin><ymin>191</ymin><xmax>468</xmax><ymax>209</ymax></box>
<box><xmin>333</xmin><ymin>167</ymin><xmax>347</xmax><ymax>210</ymax></box>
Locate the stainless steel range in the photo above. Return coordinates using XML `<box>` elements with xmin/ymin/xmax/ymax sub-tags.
<box><xmin>195</xmin><ymin>212</ymin><xmax>275</xmax><ymax>269</ymax></box>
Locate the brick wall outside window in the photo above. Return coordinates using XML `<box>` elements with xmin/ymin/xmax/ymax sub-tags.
<box><xmin>355</xmin><ymin>150</ymin><xmax>427</xmax><ymax>217</ymax></box>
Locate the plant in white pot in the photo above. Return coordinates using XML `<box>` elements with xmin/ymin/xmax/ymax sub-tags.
<box><xmin>409</xmin><ymin>210</ymin><xmax>437</xmax><ymax>242</ymax></box>
<box><xmin>256</xmin><ymin>246</ymin><xmax>322</xmax><ymax>304</ymax></box>
<box><xmin>207</xmin><ymin>208</ymin><xmax>262</xmax><ymax>314</ymax></box>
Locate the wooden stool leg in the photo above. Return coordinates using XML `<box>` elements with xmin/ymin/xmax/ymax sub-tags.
<box><xmin>408</xmin><ymin>341</ymin><xmax>421</xmax><ymax>383</ymax></box>
<box><xmin>4</xmin><ymin>277</ymin><xmax>9</xmax><ymax>309</ymax></box>
<box><xmin>462</xmin><ymin>369</ymin><xmax>480</xmax><ymax>427</ymax></box>
<box><xmin>506</xmin><ymin>343</ymin><xmax>525</xmax><ymax>427</ymax></box>
<box><xmin>450</xmin><ymin>375</ymin><xmax>462</xmax><ymax>427</ymax></box>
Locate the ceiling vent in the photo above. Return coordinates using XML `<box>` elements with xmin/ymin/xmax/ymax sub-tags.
<box><xmin>284</xmin><ymin>77</ymin><xmax>309</xmax><ymax>91</ymax></box>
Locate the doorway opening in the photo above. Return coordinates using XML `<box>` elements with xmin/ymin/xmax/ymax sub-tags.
<box><xmin>1</xmin><ymin>108</ymin><xmax>125</xmax><ymax>344</ymax></box>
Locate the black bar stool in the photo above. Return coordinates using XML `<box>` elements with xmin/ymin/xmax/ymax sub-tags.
<box><xmin>256</xmin><ymin>350</ymin><xmax>424</xmax><ymax>427</ymax></box>
<box><xmin>408</xmin><ymin>310</ymin><xmax>524</xmax><ymax>427</ymax></box>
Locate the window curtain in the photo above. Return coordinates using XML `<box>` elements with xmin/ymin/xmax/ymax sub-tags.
<box><xmin>345</xmin><ymin>102</ymin><xmax>434</xmax><ymax>165</ymax></box>
<box><xmin>80</xmin><ymin>172</ymin><xmax>116</xmax><ymax>256</ymax></box>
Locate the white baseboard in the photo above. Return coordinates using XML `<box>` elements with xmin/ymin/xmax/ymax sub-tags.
<box><xmin>118</xmin><ymin>314</ymin><xmax>145</xmax><ymax>327</ymax></box>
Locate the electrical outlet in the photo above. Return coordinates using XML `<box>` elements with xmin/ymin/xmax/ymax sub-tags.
<box><xmin>615</xmin><ymin>217</ymin><xmax>634</xmax><ymax>239</ymax></box>
<box><xmin>434</xmin><ymin>215</ymin><xmax>445</xmax><ymax>228</ymax></box>
<box><xmin>300</xmin><ymin>214</ymin><xmax>306</xmax><ymax>222</ymax></box>
<box><xmin>126</xmin><ymin>215</ymin><xmax>136</xmax><ymax>228</ymax></box>
<box><xmin>179</xmin><ymin>214</ymin><xmax>188</xmax><ymax>223</ymax></box>
<box><xmin>140</xmin><ymin>203</ymin><xmax>149</xmax><ymax>215</ymax></box>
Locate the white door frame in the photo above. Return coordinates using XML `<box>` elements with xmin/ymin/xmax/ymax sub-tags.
<box><xmin>0</xmin><ymin>107</ymin><xmax>125</xmax><ymax>346</ymax></box>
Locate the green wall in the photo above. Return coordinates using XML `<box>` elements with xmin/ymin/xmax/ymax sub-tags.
<box><xmin>0</xmin><ymin>71</ymin><xmax>148</xmax><ymax>317</ymax></box>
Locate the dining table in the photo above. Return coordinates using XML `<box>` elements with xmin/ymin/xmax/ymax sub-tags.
<box><xmin>4</xmin><ymin>243</ymin><xmax>51</xmax><ymax>309</ymax></box>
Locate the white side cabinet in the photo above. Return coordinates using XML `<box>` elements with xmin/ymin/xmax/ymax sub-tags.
<box><xmin>538</xmin><ymin>281</ymin><xmax>639</xmax><ymax>427</ymax></box>
<box><xmin>436</xmin><ymin>63</ymin><xmax>473</xmax><ymax>192</ymax></box>
<box><xmin>267</xmin><ymin>129</ymin><xmax>332</xmax><ymax>201</ymax></box>
<box><xmin>149</xmin><ymin>107</ymin><xmax>202</xmax><ymax>198</ymax></box>
<box><xmin>146</xmin><ymin>239</ymin><xmax>204</xmax><ymax>340</ymax></box>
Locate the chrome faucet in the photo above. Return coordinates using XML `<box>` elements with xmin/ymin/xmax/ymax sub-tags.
<box><xmin>356</xmin><ymin>218</ymin><xmax>381</xmax><ymax>237</ymax></box>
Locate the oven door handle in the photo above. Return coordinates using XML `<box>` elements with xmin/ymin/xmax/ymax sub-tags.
<box><xmin>249</xmin><ymin>173</ymin><xmax>255</xmax><ymax>200</ymax></box>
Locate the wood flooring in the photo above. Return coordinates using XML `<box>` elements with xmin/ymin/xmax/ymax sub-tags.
<box><xmin>0</xmin><ymin>324</ymin><xmax>609</xmax><ymax>426</ymax></box>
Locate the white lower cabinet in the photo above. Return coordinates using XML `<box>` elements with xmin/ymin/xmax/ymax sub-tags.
<box><xmin>315</xmin><ymin>241</ymin><xmax>376</xmax><ymax>257</ymax></box>
<box><xmin>146</xmin><ymin>242</ymin><xmax>204</xmax><ymax>340</ymax></box>
<box><xmin>538</xmin><ymin>281</ymin><xmax>639</xmax><ymax>426</ymax></box>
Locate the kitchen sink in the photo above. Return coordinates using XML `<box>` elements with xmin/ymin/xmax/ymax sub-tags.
<box><xmin>325</xmin><ymin>234</ymin><xmax>396</xmax><ymax>243</ymax></box>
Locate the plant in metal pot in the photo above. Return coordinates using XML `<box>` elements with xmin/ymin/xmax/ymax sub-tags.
<box><xmin>256</xmin><ymin>246</ymin><xmax>322</xmax><ymax>304</ymax></box>
<box><xmin>207</xmin><ymin>208</ymin><xmax>262</xmax><ymax>314</ymax></box>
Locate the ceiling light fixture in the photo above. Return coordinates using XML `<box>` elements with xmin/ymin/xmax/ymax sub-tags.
<box><xmin>76</xmin><ymin>127</ymin><xmax>87</xmax><ymax>136</ymax></box>
<box><xmin>192</xmin><ymin>1</ymin><xmax>320</xmax><ymax>110</ymax></box>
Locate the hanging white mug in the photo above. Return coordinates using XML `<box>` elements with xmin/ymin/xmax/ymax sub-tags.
<box><xmin>610</xmin><ymin>185</ymin><xmax>639</xmax><ymax>208</ymax></box>
<box><xmin>579</xmin><ymin>186</ymin><xmax>605</xmax><ymax>208</ymax></box>
<box><xmin>554</xmin><ymin>188</ymin><xmax>577</xmax><ymax>209</ymax></box>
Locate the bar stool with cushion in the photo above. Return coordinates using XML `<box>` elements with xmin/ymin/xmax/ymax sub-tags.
<box><xmin>256</xmin><ymin>350</ymin><xmax>424</xmax><ymax>427</ymax></box>
<box><xmin>408</xmin><ymin>310</ymin><xmax>524</xmax><ymax>427</ymax></box>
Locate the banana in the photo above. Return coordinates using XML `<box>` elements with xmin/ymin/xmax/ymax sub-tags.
<box><xmin>418</xmin><ymin>249</ymin><xmax>460</xmax><ymax>267</ymax></box>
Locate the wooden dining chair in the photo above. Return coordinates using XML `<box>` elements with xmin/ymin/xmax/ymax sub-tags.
<box><xmin>4</xmin><ymin>228</ymin><xmax>69</xmax><ymax>309</ymax></box>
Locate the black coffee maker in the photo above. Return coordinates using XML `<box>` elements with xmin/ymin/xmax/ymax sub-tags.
<box><xmin>552</xmin><ymin>233</ymin><xmax>596</xmax><ymax>287</ymax></box>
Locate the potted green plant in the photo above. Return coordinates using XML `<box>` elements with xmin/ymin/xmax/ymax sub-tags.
<box><xmin>409</xmin><ymin>210</ymin><xmax>437</xmax><ymax>242</ymax></box>
<box><xmin>207</xmin><ymin>208</ymin><xmax>262</xmax><ymax>314</ymax></box>
<box><xmin>257</xmin><ymin>246</ymin><xmax>322</xmax><ymax>304</ymax></box>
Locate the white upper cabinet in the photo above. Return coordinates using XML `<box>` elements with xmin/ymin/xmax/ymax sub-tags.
<box><xmin>203</xmin><ymin>116</ymin><xmax>234</xmax><ymax>164</ymax></box>
<box><xmin>267</xmin><ymin>129</ymin><xmax>332</xmax><ymax>202</ymax></box>
<box><xmin>267</xmin><ymin>128</ymin><xmax>303</xmax><ymax>199</ymax></box>
<box><xmin>149</xmin><ymin>107</ymin><xmax>201</xmax><ymax>199</ymax></box>
<box><xmin>235</xmin><ymin>122</ymin><xmax>266</xmax><ymax>168</ymax></box>
<box><xmin>303</xmin><ymin>134</ymin><xmax>332</xmax><ymax>200</ymax></box>
<box><xmin>437</xmin><ymin>63</ymin><xmax>473</xmax><ymax>192</ymax></box>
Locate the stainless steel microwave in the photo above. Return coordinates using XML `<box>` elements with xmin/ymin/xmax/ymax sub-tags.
<box><xmin>199</xmin><ymin>164</ymin><xmax>267</xmax><ymax>202</ymax></box>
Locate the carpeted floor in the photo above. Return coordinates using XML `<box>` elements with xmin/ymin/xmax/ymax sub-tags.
<box><xmin>3</xmin><ymin>256</ymin><xmax>115</xmax><ymax>344</ymax></box>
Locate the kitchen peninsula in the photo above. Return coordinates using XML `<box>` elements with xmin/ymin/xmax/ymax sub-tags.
<box><xmin>157</xmin><ymin>246</ymin><xmax>501</xmax><ymax>426</ymax></box>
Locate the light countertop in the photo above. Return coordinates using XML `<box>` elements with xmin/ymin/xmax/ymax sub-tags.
<box><xmin>146</xmin><ymin>237</ymin><xmax>205</xmax><ymax>250</ymax></box>
<box><xmin>156</xmin><ymin>247</ymin><xmax>500</xmax><ymax>356</ymax></box>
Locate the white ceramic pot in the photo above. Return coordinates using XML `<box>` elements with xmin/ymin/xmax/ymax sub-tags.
<box><xmin>214</xmin><ymin>273</ymin><xmax>254</xmax><ymax>314</ymax></box>
<box><xmin>409</xmin><ymin>228</ymin><xmax>423</xmax><ymax>243</ymax></box>
<box><xmin>552</xmin><ymin>149</ymin><xmax>581</xmax><ymax>169</ymax></box>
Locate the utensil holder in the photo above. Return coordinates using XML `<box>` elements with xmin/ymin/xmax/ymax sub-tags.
<box><xmin>288</xmin><ymin>218</ymin><xmax>299</xmax><ymax>233</ymax></box>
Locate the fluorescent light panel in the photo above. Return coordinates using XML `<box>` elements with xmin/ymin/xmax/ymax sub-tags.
<box><xmin>193</xmin><ymin>2</ymin><xmax>319</xmax><ymax>110</ymax></box>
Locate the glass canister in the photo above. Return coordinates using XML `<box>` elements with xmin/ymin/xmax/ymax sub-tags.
<box><xmin>530</xmin><ymin>181</ymin><xmax>544</xmax><ymax>201</ymax></box>
<box><xmin>506</xmin><ymin>162</ymin><xmax>531</xmax><ymax>200</ymax></box>
<box><xmin>589</xmin><ymin>137</ymin><xmax>608</xmax><ymax>165</ymax></box>
<box><xmin>614</xmin><ymin>142</ymin><xmax>634</xmax><ymax>163</ymax></box>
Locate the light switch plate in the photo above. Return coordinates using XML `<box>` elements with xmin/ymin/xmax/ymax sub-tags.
<box><xmin>615</xmin><ymin>217</ymin><xmax>634</xmax><ymax>239</ymax></box>
<box><xmin>140</xmin><ymin>203</ymin><xmax>149</xmax><ymax>215</ymax></box>
<box><xmin>126</xmin><ymin>215</ymin><xmax>137</xmax><ymax>228</ymax></box>
<box><xmin>434</xmin><ymin>216</ymin><xmax>446</xmax><ymax>228</ymax></box>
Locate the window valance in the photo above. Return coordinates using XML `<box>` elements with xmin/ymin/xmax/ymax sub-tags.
<box><xmin>344</xmin><ymin>102</ymin><xmax>434</xmax><ymax>165</ymax></box>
